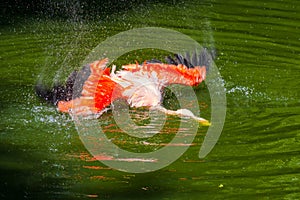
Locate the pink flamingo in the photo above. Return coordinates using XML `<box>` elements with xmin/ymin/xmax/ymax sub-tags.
<box><xmin>36</xmin><ymin>52</ymin><xmax>211</xmax><ymax>125</ymax></box>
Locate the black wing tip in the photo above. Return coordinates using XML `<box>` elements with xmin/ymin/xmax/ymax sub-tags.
<box><xmin>165</xmin><ymin>48</ymin><xmax>216</xmax><ymax>71</ymax></box>
<box><xmin>35</xmin><ymin>83</ymin><xmax>71</xmax><ymax>105</ymax></box>
<box><xmin>146</xmin><ymin>59</ymin><xmax>163</xmax><ymax>64</ymax></box>
<box><xmin>35</xmin><ymin>65</ymin><xmax>91</xmax><ymax>105</ymax></box>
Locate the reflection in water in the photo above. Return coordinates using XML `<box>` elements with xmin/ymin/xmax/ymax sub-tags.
<box><xmin>1</xmin><ymin>0</ymin><xmax>300</xmax><ymax>199</ymax></box>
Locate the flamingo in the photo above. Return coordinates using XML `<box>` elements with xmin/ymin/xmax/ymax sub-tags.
<box><xmin>36</xmin><ymin>51</ymin><xmax>211</xmax><ymax>126</ymax></box>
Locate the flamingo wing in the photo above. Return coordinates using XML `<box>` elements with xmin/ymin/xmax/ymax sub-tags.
<box><xmin>122</xmin><ymin>62</ymin><xmax>207</xmax><ymax>87</ymax></box>
<box><xmin>57</xmin><ymin>58</ymin><xmax>123</xmax><ymax>115</ymax></box>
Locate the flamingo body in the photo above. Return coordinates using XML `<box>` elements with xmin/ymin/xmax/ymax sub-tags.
<box><xmin>37</xmin><ymin>52</ymin><xmax>211</xmax><ymax>125</ymax></box>
<box><xmin>58</xmin><ymin>59</ymin><xmax>206</xmax><ymax>115</ymax></box>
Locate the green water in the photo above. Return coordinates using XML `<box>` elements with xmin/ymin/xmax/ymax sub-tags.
<box><xmin>1</xmin><ymin>0</ymin><xmax>300</xmax><ymax>199</ymax></box>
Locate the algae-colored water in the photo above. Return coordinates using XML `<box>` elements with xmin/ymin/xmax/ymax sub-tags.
<box><xmin>1</xmin><ymin>0</ymin><xmax>299</xmax><ymax>199</ymax></box>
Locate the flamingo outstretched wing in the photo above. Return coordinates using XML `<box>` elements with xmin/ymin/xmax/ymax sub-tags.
<box><xmin>121</xmin><ymin>61</ymin><xmax>206</xmax><ymax>87</ymax></box>
<box><xmin>57</xmin><ymin>58</ymin><xmax>123</xmax><ymax>116</ymax></box>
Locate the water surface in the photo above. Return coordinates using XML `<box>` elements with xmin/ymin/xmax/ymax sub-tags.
<box><xmin>1</xmin><ymin>0</ymin><xmax>300</xmax><ymax>199</ymax></box>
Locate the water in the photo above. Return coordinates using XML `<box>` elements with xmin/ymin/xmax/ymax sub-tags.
<box><xmin>1</xmin><ymin>0</ymin><xmax>300</xmax><ymax>199</ymax></box>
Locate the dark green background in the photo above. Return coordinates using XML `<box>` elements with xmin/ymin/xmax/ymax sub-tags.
<box><xmin>1</xmin><ymin>0</ymin><xmax>299</xmax><ymax>199</ymax></box>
